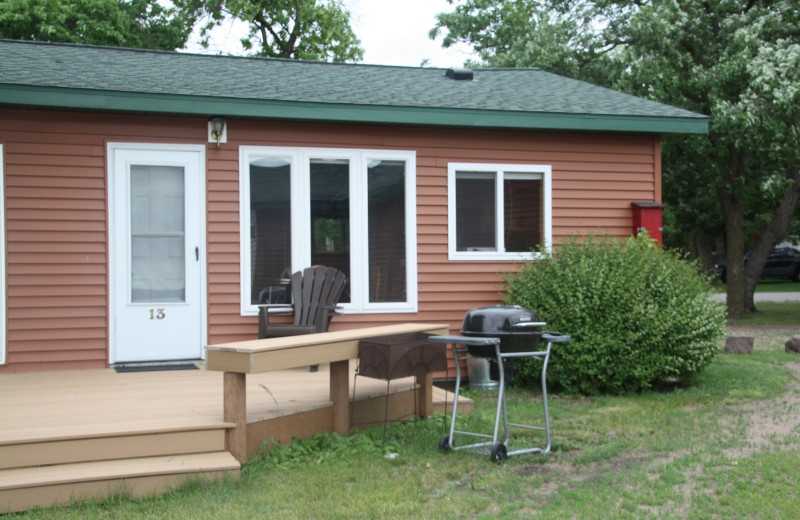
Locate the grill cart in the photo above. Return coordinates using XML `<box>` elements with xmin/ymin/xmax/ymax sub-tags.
<box><xmin>430</xmin><ymin>305</ymin><xmax>571</xmax><ymax>462</ymax></box>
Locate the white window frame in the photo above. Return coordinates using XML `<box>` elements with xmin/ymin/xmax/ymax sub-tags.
<box><xmin>448</xmin><ymin>162</ymin><xmax>552</xmax><ymax>261</ymax></box>
<box><xmin>0</xmin><ymin>144</ymin><xmax>5</xmax><ymax>365</ymax></box>
<box><xmin>239</xmin><ymin>146</ymin><xmax>418</xmax><ymax>316</ymax></box>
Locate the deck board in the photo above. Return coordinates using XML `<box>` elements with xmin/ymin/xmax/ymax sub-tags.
<box><xmin>0</xmin><ymin>362</ymin><xmax>459</xmax><ymax>445</ymax></box>
<box><xmin>0</xmin><ymin>452</ymin><xmax>240</xmax><ymax>489</ymax></box>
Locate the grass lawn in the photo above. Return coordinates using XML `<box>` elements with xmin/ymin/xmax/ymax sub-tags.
<box><xmin>13</xmin><ymin>308</ymin><xmax>800</xmax><ymax>519</ymax></box>
<box><xmin>752</xmin><ymin>280</ymin><xmax>800</xmax><ymax>292</ymax></box>
<box><xmin>727</xmin><ymin>301</ymin><xmax>800</xmax><ymax>325</ymax></box>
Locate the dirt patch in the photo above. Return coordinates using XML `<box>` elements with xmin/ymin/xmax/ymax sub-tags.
<box><xmin>723</xmin><ymin>362</ymin><xmax>800</xmax><ymax>458</ymax></box>
<box><xmin>506</xmin><ymin>451</ymin><xmax>653</xmax><ymax>507</ymax></box>
<box><xmin>457</xmin><ymin>329</ymin><xmax>800</xmax><ymax>515</ymax></box>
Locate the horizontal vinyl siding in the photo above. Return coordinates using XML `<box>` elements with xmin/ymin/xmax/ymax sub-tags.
<box><xmin>210</xmin><ymin>121</ymin><xmax>659</xmax><ymax>348</ymax></box>
<box><xmin>206</xmin><ymin>146</ymin><xmax>242</xmax><ymax>342</ymax></box>
<box><xmin>2</xmin><ymin>114</ymin><xmax>107</xmax><ymax>372</ymax></box>
<box><xmin>0</xmin><ymin>108</ymin><xmax>659</xmax><ymax>371</ymax></box>
<box><xmin>0</xmin><ymin>109</ymin><xmax>205</xmax><ymax>371</ymax></box>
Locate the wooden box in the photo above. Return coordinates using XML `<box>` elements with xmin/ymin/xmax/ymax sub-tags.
<box><xmin>357</xmin><ymin>332</ymin><xmax>446</xmax><ymax>380</ymax></box>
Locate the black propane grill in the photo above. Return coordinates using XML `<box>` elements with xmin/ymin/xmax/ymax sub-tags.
<box><xmin>429</xmin><ymin>304</ymin><xmax>570</xmax><ymax>462</ymax></box>
<box><xmin>461</xmin><ymin>305</ymin><xmax>543</xmax><ymax>356</ymax></box>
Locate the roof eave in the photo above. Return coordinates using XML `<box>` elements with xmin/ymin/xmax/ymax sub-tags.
<box><xmin>0</xmin><ymin>84</ymin><xmax>710</xmax><ymax>135</ymax></box>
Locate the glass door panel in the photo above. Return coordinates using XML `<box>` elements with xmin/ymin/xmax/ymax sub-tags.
<box><xmin>368</xmin><ymin>160</ymin><xmax>406</xmax><ymax>302</ymax></box>
<box><xmin>249</xmin><ymin>156</ymin><xmax>292</xmax><ymax>305</ymax></box>
<box><xmin>130</xmin><ymin>165</ymin><xmax>186</xmax><ymax>303</ymax></box>
<box><xmin>310</xmin><ymin>158</ymin><xmax>351</xmax><ymax>302</ymax></box>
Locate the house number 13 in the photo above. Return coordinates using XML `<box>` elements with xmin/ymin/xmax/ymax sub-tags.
<box><xmin>149</xmin><ymin>308</ymin><xmax>166</xmax><ymax>320</ymax></box>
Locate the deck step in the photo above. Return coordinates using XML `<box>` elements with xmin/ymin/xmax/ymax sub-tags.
<box><xmin>0</xmin><ymin>452</ymin><xmax>240</xmax><ymax>514</ymax></box>
<box><xmin>0</xmin><ymin>425</ymin><xmax>231</xmax><ymax>470</ymax></box>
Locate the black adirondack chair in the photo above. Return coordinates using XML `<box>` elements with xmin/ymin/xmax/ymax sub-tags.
<box><xmin>258</xmin><ymin>266</ymin><xmax>347</xmax><ymax>340</ymax></box>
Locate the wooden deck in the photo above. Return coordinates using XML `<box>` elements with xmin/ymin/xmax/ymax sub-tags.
<box><xmin>0</xmin><ymin>363</ymin><xmax>465</xmax><ymax>513</ymax></box>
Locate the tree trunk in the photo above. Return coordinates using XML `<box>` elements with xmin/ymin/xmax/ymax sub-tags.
<box><xmin>741</xmin><ymin>159</ymin><xmax>800</xmax><ymax>303</ymax></box>
<box><xmin>718</xmin><ymin>156</ymin><xmax>800</xmax><ymax>318</ymax></box>
<box><xmin>719</xmin><ymin>189</ymin><xmax>747</xmax><ymax>318</ymax></box>
<box><xmin>717</xmin><ymin>148</ymin><xmax>748</xmax><ymax>318</ymax></box>
<box><xmin>688</xmin><ymin>227</ymin><xmax>716</xmax><ymax>273</ymax></box>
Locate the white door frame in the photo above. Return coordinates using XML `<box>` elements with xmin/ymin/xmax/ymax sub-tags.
<box><xmin>107</xmin><ymin>143</ymin><xmax>207</xmax><ymax>364</ymax></box>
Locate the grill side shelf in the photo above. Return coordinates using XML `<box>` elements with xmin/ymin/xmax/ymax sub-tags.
<box><xmin>427</xmin><ymin>335</ymin><xmax>500</xmax><ymax>347</ymax></box>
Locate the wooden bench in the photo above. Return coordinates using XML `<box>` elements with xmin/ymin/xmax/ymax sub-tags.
<box><xmin>205</xmin><ymin>323</ymin><xmax>449</xmax><ymax>462</ymax></box>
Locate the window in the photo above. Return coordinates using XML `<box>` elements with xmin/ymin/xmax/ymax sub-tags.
<box><xmin>448</xmin><ymin>163</ymin><xmax>551</xmax><ymax>261</ymax></box>
<box><xmin>240</xmin><ymin>147</ymin><xmax>417</xmax><ymax>315</ymax></box>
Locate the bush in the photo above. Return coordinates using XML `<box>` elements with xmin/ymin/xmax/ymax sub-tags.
<box><xmin>502</xmin><ymin>234</ymin><xmax>726</xmax><ymax>395</ymax></box>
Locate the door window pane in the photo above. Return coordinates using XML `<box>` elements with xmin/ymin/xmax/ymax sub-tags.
<box><xmin>250</xmin><ymin>157</ymin><xmax>292</xmax><ymax>305</ymax></box>
<box><xmin>130</xmin><ymin>165</ymin><xmax>185</xmax><ymax>303</ymax></box>
<box><xmin>310</xmin><ymin>158</ymin><xmax>351</xmax><ymax>302</ymax></box>
<box><xmin>368</xmin><ymin>160</ymin><xmax>406</xmax><ymax>302</ymax></box>
<box><xmin>455</xmin><ymin>172</ymin><xmax>496</xmax><ymax>251</ymax></box>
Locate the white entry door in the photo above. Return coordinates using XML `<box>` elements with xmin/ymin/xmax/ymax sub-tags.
<box><xmin>109</xmin><ymin>144</ymin><xmax>206</xmax><ymax>363</ymax></box>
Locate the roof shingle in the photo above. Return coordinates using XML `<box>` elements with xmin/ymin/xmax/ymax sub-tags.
<box><xmin>0</xmin><ymin>39</ymin><xmax>708</xmax><ymax>134</ymax></box>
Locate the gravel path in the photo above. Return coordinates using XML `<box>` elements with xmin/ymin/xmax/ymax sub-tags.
<box><xmin>710</xmin><ymin>291</ymin><xmax>800</xmax><ymax>303</ymax></box>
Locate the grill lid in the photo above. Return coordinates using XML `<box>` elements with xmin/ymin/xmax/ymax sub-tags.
<box><xmin>461</xmin><ymin>304</ymin><xmax>541</xmax><ymax>335</ymax></box>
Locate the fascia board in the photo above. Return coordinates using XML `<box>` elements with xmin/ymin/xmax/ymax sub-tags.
<box><xmin>0</xmin><ymin>84</ymin><xmax>710</xmax><ymax>135</ymax></box>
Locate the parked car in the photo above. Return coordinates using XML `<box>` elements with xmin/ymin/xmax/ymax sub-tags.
<box><xmin>715</xmin><ymin>245</ymin><xmax>800</xmax><ymax>283</ymax></box>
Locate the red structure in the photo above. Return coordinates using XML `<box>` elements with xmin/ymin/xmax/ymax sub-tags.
<box><xmin>632</xmin><ymin>202</ymin><xmax>664</xmax><ymax>244</ymax></box>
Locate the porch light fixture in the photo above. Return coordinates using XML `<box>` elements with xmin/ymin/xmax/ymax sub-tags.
<box><xmin>209</xmin><ymin>117</ymin><xmax>226</xmax><ymax>149</ymax></box>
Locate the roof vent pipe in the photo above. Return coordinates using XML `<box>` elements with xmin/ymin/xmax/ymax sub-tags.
<box><xmin>445</xmin><ymin>68</ymin><xmax>474</xmax><ymax>81</ymax></box>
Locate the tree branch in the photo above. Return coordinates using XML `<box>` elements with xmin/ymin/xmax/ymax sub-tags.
<box><xmin>252</xmin><ymin>11</ymin><xmax>276</xmax><ymax>55</ymax></box>
<box><xmin>284</xmin><ymin>1</ymin><xmax>303</xmax><ymax>57</ymax></box>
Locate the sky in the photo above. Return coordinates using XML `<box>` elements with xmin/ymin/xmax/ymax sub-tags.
<box><xmin>344</xmin><ymin>0</ymin><xmax>477</xmax><ymax>67</ymax></box>
<box><xmin>183</xmin><ymin>0</ymin><xmax>478</xmax><ymax>68</ymax></box>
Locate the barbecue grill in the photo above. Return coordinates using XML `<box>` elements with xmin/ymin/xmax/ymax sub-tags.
<box><xmin>462</xmin><ymin>304</ymin><xmax>543</xmax><ymax>356</ymax></box>
<box><xmin>429</xmin><ymin>304</ymin><xmax>570</xmax><ymax>462</ymax></box>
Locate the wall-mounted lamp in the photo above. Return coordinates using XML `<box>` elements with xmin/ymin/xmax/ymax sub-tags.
<box><xmin>208</xmin><ymin>117</ymin><xmax>227</xmax><ymax>149</ymax></box>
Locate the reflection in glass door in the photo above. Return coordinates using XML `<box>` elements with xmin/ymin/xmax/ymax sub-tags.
<box><xmin>130</xmin><ymin>165</ymin><xmax>186</xmax><ymax>303</ymax></box>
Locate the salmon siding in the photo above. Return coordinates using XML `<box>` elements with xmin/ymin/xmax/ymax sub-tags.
<box><xmin>0</xmin><ymin>108</ymin><xmax>660</xmax><ymax>372</ymax></box>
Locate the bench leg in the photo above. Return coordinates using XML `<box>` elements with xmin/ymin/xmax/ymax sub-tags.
<box><xmin>330</xmin><ymin>360</ymin><xmax>350</xmax><ymax>435</ymax></box>
<box><xmin>223</xmin><ymin>372</ymin><xmax>248</xmax><ymax>463</ymax></box>
<box><xmin>416</xmin><ymin>373</ymin><xmax>434</xmax><ymax>418</ymax></box>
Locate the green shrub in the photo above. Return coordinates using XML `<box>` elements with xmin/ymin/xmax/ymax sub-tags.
<box><xmin>502</xmin><ymin>234</ymin><xmax>726</xmax><ymax>395</ymax></box>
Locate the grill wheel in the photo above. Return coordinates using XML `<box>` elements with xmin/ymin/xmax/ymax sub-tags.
<box><xmin>490</xmin><ymin>443</ymin><xmax>508</xmax><ymax>462</ymax></box>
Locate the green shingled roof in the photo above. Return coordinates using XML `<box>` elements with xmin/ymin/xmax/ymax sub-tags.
<box><xmin>0</xmin><ymin>39</ymin><xmax>708</xmax><ymax>134</ymax></box>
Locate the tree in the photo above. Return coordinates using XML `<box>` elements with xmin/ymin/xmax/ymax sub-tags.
<box><xmin>430</xmin><ymin>0</ymin><xmax>622</xmax><ymax>85</ymax></box>
<box><xmin>0</xmin><ymin>0</ymin><xmax>195</xmax><ymax>50</ymax></box>
<box><xmin>176</xmin><ymin>0</ymin><xmax>363</xmax><ymax>62</ymax></box>
<box><xmin>432</xmin><ymin>0</ymin><xmax>800</xmax><ymax>317</ymax></box>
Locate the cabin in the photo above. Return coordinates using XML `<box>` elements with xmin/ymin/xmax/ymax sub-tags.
<box><xmin>0</xmin><ymin>39</ymin><xmax>708</xmax><ymax>372</ymax></box>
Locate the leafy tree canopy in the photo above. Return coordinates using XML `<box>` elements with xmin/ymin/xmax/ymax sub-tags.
<box><xmin>0</xmin><ymin>0</ymin><xmax>195</xmax><ymax>50</ymax></box>
<box><xmin>430</xmin><ymin>0</ymin><xmax>623</xmax><ymax>84</ymax></box>
<box><xmin>433</xmin><ymin>0</ymin><xmax>800</xmax><ymax>317</ymax></box>
<box><xmin>176</xmin><ymin>0</ymin><xmax>363</xmax><ymax>61</ymax></box>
